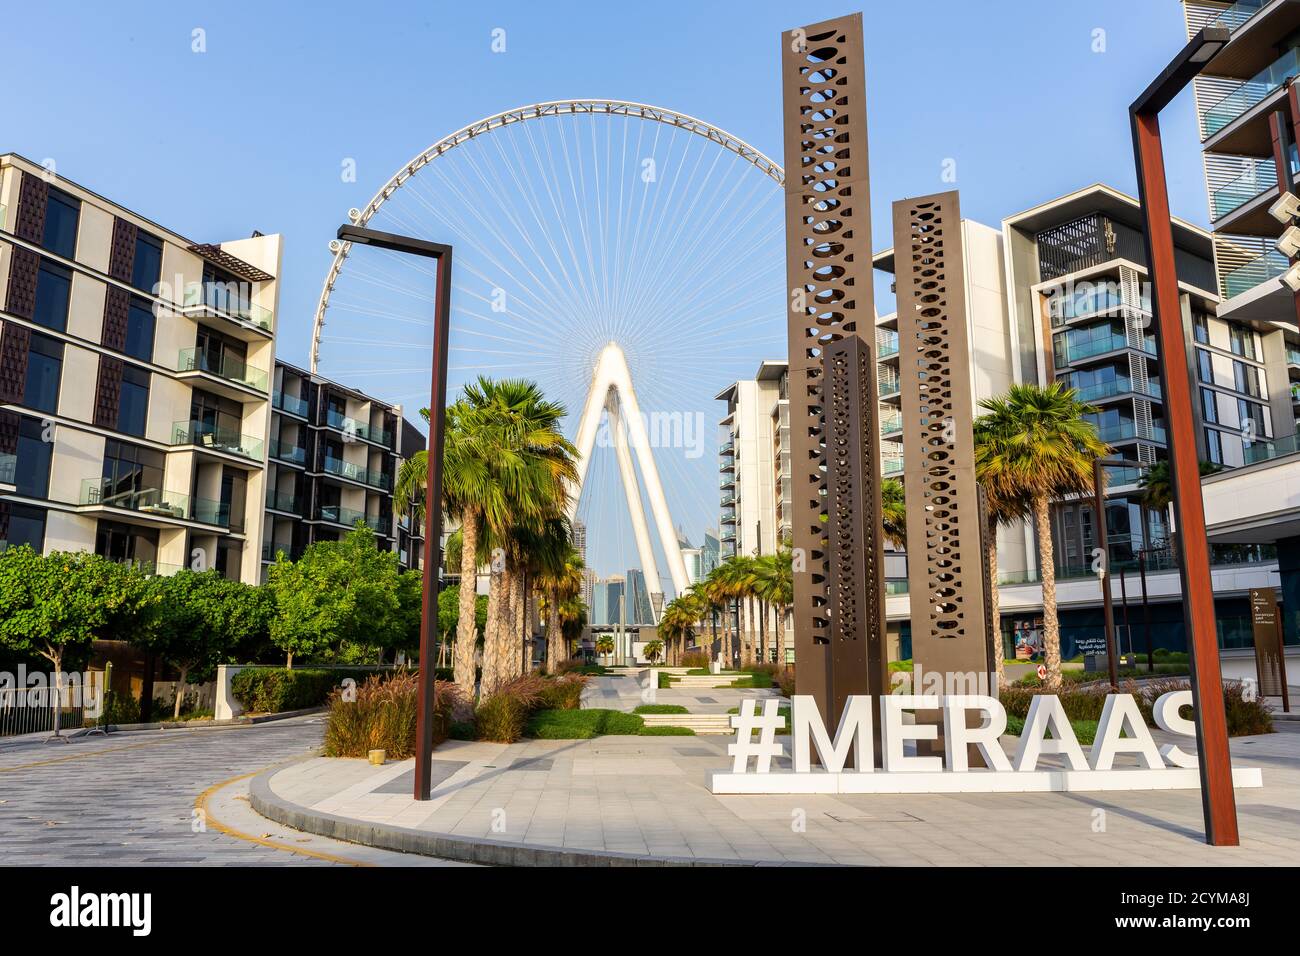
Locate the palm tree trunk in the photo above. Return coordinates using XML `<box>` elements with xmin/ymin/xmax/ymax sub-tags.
<box><xmin>1034</xmin><ymin>494</ymin><xmax>1062</xmax><ymax>690</ymax></box>
<box><xmin>454</xmin><ymin>510</ymin><xmax>480</xmax><ymax>695</ymax></box>
<box><xmin>775</xmin><ymin>604</ymin><xmax>786</xmax><ymax>667</ymax></box>
<box><xmin>483</xmin><ymin>565</ymin><xmax>506</xmax><ymax>692</ymax></box>
<box><xmin>987</xmin><ymin>516</ymin><xmax>1004</xmax><ymax>692</ymax></box>
<box><xmin>546</xmin><ymin>586</ymin><xmax>562</xmax><ymax>673</ymax></box>
<box><xmin>173</xmin><ymin>666</ymin><xmax>188</xmax><ymax>720</ymax></box>
<box><xmin>759</xmin><ymin>599</ymin><xmax>769</xmax><ymax>665</ymax></box>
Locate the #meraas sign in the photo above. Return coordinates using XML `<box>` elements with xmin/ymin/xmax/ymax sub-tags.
<box><xmin>709</xmin><ymin>691</ymin><xmax>1264</xmax><ymax>795</ymax></box>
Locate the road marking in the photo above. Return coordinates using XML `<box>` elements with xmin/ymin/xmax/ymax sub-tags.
<box><xmin>195</xmin><ymin>769</ymin><xmax>373</xmax><ymax>867</ymax></box>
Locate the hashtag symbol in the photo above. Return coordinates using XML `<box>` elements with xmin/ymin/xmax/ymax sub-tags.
<box><xmin>728</xmin><ymin>699</ymin><xmax>785</xmax><ymax>773</ymax></box>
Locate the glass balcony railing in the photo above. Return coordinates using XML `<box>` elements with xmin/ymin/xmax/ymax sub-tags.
<box><xmin>1065</xmin><ymin>378</ymin><xmax>1162</xmax><ymax>403</ymax></box>
<box><xmin>182</xmin><ymin>282</ymin><xmax>274</xmax><ymax>332</ymax></box>
<box><xmin>177</xmin><ymin>348</ymin><xmax>268</xmax><ymax>392</ymax></box>
<box><xmin>171</xmin><ymin>420</ymin><xmax>264</xmax><ymax>461</ymax></box>
<box><xmin>0</xmin><ymin>452</ymin><xmax>14</xmax><ymax>485</ymax></box>
<box><xmin>1245</xmin><ymin>432</ymin><xmax>1300</xmax><ymax>464</ymax></box>
<box><xmin>1210</xmin><ymin>160</ymin><xmax>1277</xmax><ymax>219</ymax></box>
<box><xmin>80</xmin><ymin>478</ymin><xmax>190</xmax><ymax>520</ymax></box>
<box><xmin>273</xmin><ymin>390</ymin><xmax>310</xmax><ymax>417</ymax></box>
<box><xmin>1047</xmin><ymin>286</ymin><xmax>1146</xmax><ymax>324</ymax></box>
<box><xmin>325</xmin><ymin>410</ymin><xmax>392</xmax><ymax>446</ymax></box>
<box><xmin>265</xmin><ymin>488</ymin><xmax>301</xmax><ymax>513</ymax></box>
<box><xmin>316</xmin><ymin>504</ymin><xmax>391</xmax><ymax>535</ymax></box>
<box><xmin>880</xmin><ymin>414</ymin><xmax>903</xmax><ymax>436</ymax></box>
<box><xmin>877</xmin><ymin>375</ymin><xmax>901</xmax><ymax>397</ymax></box>
<box><xmin>719</xmin><ymin>459</ymin><xmax>735</xmax><ymax>473</ymax></box>
<box><xmin>321</xmin><ymin>456</ymin><xmax>391</xmax><ymax>490</ymax></box>
<box><xmin>876</xmin><ymin>330</ymin><xmax>899</xmax><ymax>358</ymax></box>
<box><xmin>1222</xmin><ymin>248</ymin><xmax>1289</xmax><ymax>299</ymax></box>
<box><xmin>78</xmin><ymin>478</ymin><xmax>230</xmax><ymax>528</ymax></box>
<box><xmin>719</xmin><ymin>494</ymin><xmax>735</xmax><ymax>506</ymax></box>
<box><xmin>719</xmin><ymin>476</ymin><xmax>735</xmax><ymax>489</ymax></box>
<box><xmin>1055</xmin><ymin>333</ymin><xmax>1155</xmax><ymax>366</ymax></box>
<box><xmin>1286</xmin><ymin>347</ymin><xmax>1300</xmax><ymax>366</ymax></box>
<box><xmin>719</xmin><ymin>440</ymin><xmax>734</xmax><ymax>455</ymax></box>
<box><xmin>720</xmin><ymin>529</ymin><xmax>736</xmax><ymax>542</ymax></box>
<box><xmin>1093</xmin><ymin>421</ymin><xmax>1167</xmax><ymax>444</ymax></box>
<box><xmin>268</xmin><ymin>437</ymin><xmax>306</xmax><ymax>466</ymax></box>
<box><xmin>885</xmin><ymin>580</ymin><xmax>909</xmax><ymax>595</ymax></box>
<box><xmin>1207</xmin><ymin>0</ymin><xmax>1267</xmax><ymax>33</ymax></box>
<box><xmin>882</xmin><ymin>456</ymin><xmax>904</xmax><ymax>475</ymax></box>
<box><xmin>1204</xmin><ymin>48</ymin><xmax>1300</xmax><ymax>137</ymax></box>
<box><xmin>1103</xmin><ymin>464</ymin><xmax>1148</xmax><ymax>487</ymax></box>
<box><xmin>262</xmin><ymin>541</ymin><xmax>295</xmax><ymax>562</ymax></box>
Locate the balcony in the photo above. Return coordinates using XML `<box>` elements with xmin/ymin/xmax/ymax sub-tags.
<box><xmin>1065</xmin><ymin>377</ymin><xmax>1161</xmax><ymax>403</ymax></box>
<box><xmin>876</xmin><ymin>329</ymin><xmax>899</xmax><ymax>358</ymax></box>
<box><xmin>265</xmin><ymin>488</ymin><xmax>302</xmax><ymax>514</ymax></box>
<box><xmin>1047</xmin><ymin>284</ymin><xmax>1141</xmax><ymax>325</ymax></box>
<box><xmin>268</xmin><ymin>437</ymin><xmax>307</xmax><ymax>467</ymax></box>
<box><xmin>325</xmin><ymin>410</ymin><xmax>392</xmax><ymax>447</ymax></box>
<box><xmin>719</xmin><ymin>476</ymin><xmax>735</xmax><ymax>490</ymax></box>
<box><xmin>1222</xmin><ymin>248</ymin><xmax>1289</xmax><ymax>299</ymax></box>
<box><xmin>880</xmin><ymin>413</ymin><xmax>903</xmax><ymax>437</ymax></box>
<box><xmin>262</xmin><ymin>541</ymin><xmax>296</xmax><ymax>562</ymax></box>
<box><xmin>316</xmin><ymin>504</ymin><xmax>391</xmax><ymax>535</ymax></box>
<box><xmin>719</xmin><ymin>440</ymin><xmax>734</xmax><ymax>455</ymax></box>
<box><xmin>882</xmin><ymin>455</ymin><xmax>904</xmax><ymax>475</ymax></box>
<box><xmin>1287</xmin><ymin>347</ymin><xmax>1300</xmax><ymax>366</ymax></box>
<box><xmin>719</xmin><ymin>459</ymin><xmax>735</xmax><ymax>473</ymax></box>
<box><xmin>177</xmin><ymin>348</ymin><xmax>268</xmax><ymax>395</ymax></box>
<box><xmin>171</xmin><ymin>421</ymin><xmax>264</xmax><ymax>462</ymax></box>
<box><xmin>1054</xmin><ymin>333</ymin><xmax>1155</xmax><ymax>367</ymax></box>
<box><xmin>719</xmin><ymin>494</ymin><xmax>735</xmax><ymax>506</ymax></box>
<box><xmin>720</xmin><ymin>529</ymin><xmax>736</xmax><ymax>543</ymax></box>
<box><xmin>0</xmin><ymin>452</ymin><xmax>14</xmax><ymax>489</ymax></box>
<box><xmin>1093</xmin><ymin>421</ymin><xmax>1167</xmax><ymax>445</ymax></box>
<box><xmin>877</xmin><ymin>372</ymin><xmax>901</xmax><ymax>398</ymax></box>
<box><xmin>321</xmin><ymin>456</ymin><xmax>392</xmax><ymax>490</ymax></box>
<box><xmin>1203</xmin><ymin>48</ymin><xmax>1300</xmax><ymax>138</ymax></box>
<box><xmin>273</xmin><ymin>390</ymin><xmax>310</xmax><ymax>418</ymax></box>
<box><xmin>1244</xmin><ymin>432</ymin><xmax>1300</xmax><ymax>464</ymax></box>
<box><xmin>79</xmin><ymin>478</ymin><xmax>230</xmax><ymax>528</ymax></box>
<box><xmin>1210</xmin><ymin>159</ymin><xmax>1278</xmax><ymax>220</ymax></box>
<box><xmin>181</xmin><ymin>282</ymin><xmax>274</xmax><ymax>334</ymax></box>
<box><xmin>1208</xmin><ymin>0</ymin><xmax>1267</xmax><ymax>32</ymax></box>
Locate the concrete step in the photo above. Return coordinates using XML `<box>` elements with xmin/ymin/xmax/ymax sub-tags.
<box><xmin>639</xmin><ymin>713</ymin><xmax>735</xmax><ymax>734</ymax></box>
<box><xmin>666</xmin><ymin>676</ymin><xmax>740</xmax><ymax>688</ymax></box>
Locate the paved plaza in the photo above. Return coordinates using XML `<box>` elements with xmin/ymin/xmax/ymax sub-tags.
<box><xmin>253</xmin><ymin>675</ymin><xmax>1300</xmax><ymax>866</ymax></box>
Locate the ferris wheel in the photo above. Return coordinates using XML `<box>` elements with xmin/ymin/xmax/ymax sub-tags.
<box><xmin>310</xmin><ymin>100</ymin><xmax>787</xmax><ymax>589</ymax></box>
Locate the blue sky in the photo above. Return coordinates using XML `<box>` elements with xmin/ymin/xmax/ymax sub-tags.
<box><xmin>11</xmin><ymin>0</ymin><xmax>1212</xmax><ymax>579</ymax></box>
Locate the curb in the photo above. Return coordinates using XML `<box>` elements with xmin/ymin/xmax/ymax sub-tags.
<box><xmin>248</xmin><ymin>759</ymin><xmax>781</xmax><ymax>868</ymax></box>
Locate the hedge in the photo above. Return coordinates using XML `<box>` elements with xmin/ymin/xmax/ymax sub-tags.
<box><xmin>231</xmin><ymin>667</ymin><xmax>411</xmax><ymax>713</ymax></box>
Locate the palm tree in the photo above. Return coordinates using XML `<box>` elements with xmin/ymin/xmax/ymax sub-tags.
<box><xmin>880</xmin><ymin>477</ymin><xmax>907</xmax><ymax>548</ymax></box>
<box><xmin>532</xmin><ymin>519</ymin><xmax>584</xmax><ymax>673</ymax></box>
<box><xmin>642</xmin><ymin>639</ymin><xmax>664</xmax><ymax>664</ymax></box>
<box><xmin>751</xmin><ymin>547</ymin><xmax>793</xmax><ymax>667</ymax></box>
<box><xmin>393</xmin><ymin>402</ymin><xmax>503</xmax><ymax>695</ymax></box>
<box><xmin>1139</xmin><ymin>458</ymin><xmax>1222</xmax><ymax>515</ymax></box>
<box><xmin>595</xmin><ymin>634</ymin><xmax>614</xmax><ymax>663</ymax></box>
<box><xmin>974</xmin><ymin>382</ymin><xmax>1109</xmax><ymax>689</ymax></box>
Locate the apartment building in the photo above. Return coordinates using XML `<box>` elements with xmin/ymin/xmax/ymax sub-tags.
<box><xmin>0</xmin><ymin>154</ymin><xmax>280</xmax><ymax>583</ymax></box>
<box><xmin>262</xmin><ymin>359</ymin><xmax>424</xmax><ymax>577</ymax></box>
<box><xmin>716</xmin><ymin>362</ymin><xmax>785</xmax><ymax>564</ymax></box>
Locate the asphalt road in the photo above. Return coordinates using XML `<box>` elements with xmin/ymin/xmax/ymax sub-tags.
<box><xmin>0</xmin><ymin>715</ymin><xmax>468</xmax><ymax>866</ymax></box>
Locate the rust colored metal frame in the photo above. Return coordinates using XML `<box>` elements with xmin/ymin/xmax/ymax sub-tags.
<box><xmin>335</xmin><ymin>225</ymin><xmax>453</xmax><ymax>803</ymax></box>
<box><xmin>894</xmin><ymin>191</ymin><xmax>990</xmax><ymax>754</ymax></box>
<box><xmin>823</xmin><ymin>337</ymin><xmax>888</xmax><ymax>729</ymax></box>
<box><xmin>780</xmin><ymin>12</ymin><xmax>875</xmax><ymax>721</ymax></box>
<box><xmin>1131</xmin><ymin>110</ymin><xmax>1239</xmax><ymax>846</ymax></box>
<box><xmin>1268</xmin><ymin>102</ymin><xmax>1300</xmax><ymax>331</ymax></box>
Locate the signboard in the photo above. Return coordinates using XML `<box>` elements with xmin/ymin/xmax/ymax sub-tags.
<box><xmin>1250</xmin><ymin>587</ymin><xmax>1289</xmax><ymax>710</ymax></box>
<box><xmin>708</xmin><ymin>694</ymin><xmax>1264</xmax><ymax>795</ymax></box>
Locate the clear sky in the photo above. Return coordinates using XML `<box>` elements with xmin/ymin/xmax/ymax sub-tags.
<box><xmin>11</xmin><ymin>0</ymin><xmax>1212</xmax><ymax>579</ymax></box>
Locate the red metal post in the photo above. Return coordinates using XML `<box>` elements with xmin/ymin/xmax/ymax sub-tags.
<box><xmin>1131</xmin><ymin>109</ymin><xmax>1239</xmax><ymax>846</ymax></box>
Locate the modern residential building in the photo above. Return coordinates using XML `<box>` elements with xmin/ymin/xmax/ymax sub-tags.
<box><xmin>262</xmin><ymin>359</ymin><xmax>424</xmax><ymax>578</ymax></box>
<box><xmin>625</xmin><ymin>567</ymin><xmax>654</xmax><ymax>625</ymax></box>
<box><xmin>716</xmin><ymin>361</ymin><xmax>785</xmax><ymax>563</ymax></box>
<box><xmin>0</xmin><ymin>153</ymin><xmax>280</xmax><ymax>583</ymax></box>
<box><xmin>678</xmin><ymin>525</ymin><xmax>720</xmax><ymax>585</ymax></box>
<box><xmin>590</xmin><ymin>574</ymin><xmax>625</xmax><ymax>627</ymax></box>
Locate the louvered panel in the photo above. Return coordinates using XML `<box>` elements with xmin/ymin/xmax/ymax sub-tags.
<box><xmin>93</xmin><ymin>355</ymin><xmax>124</xmax><ymax>429</ymax></box>
<box><xmin>15</xmin><ymin>172</ymin><xmax>48</xmax><ymax>244</ymax></box>
<box><xmin>107</xmin><ymin>218</ymin><xmax>137</xmax><ymax>283</ymax></box>
<box><xmin>0</xmin><ymin>323</ymin><xmax>31</xmax><ymax>403</ymax></box>
<box><xmin>1185</xmin><ymin>1</ymin><xmax>1231</xmax><ymax>37</ymax></box>
<box><xmin>0</xmin><ymin>409</ymin><xmax>18</xmax><ymax>455</ymax></box>
<box><xmin>5</xmin><ymin>246</ymin><xmax>39</xmax><ymax>320</ymax></box>
<box><xmin>1213</xmin><ymin>233</ymin><xmax>1274</xmax><ymax>298</ymax></box>
<box><xmin>102</xmin><ymin>285</ymin><xmax>130</xmax><ymax>352</ymax></box>
<box><xmin>1193</xmin><ymin>75</ymin><xmax>1243</xmax><ymax>140</ymax></box>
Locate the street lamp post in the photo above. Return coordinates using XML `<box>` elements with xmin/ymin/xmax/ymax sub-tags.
<box><xmin>1129</xmin><ymin>25</ymin><xmax>1239</xmax><ymax>845</ymax></box>
<box><xmin>1091</xmin><ymin>457</ymin><xmax>1134</xmax><ymax>689</ymax></box>
<box><xmin>335</xmin><ymin>224</ymin><xmax>453</xmax><ymax>803</ymax></box>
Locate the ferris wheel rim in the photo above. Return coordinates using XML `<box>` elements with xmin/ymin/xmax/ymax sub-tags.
<box><xmin>309</xmin><ymin>98</ymin><xmax>787</xmax><ymax>372</ymax></box>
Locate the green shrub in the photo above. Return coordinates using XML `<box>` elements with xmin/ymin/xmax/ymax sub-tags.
<box><xmin>526</xmin><ymin>708</ymin><xmax>643</xmax><ymax>738</ymax></box>
<box><xmin>634</xmin><ymin>704</ymin><xmax>689</xmax><ymax>714</ymax></box>
<box><xmin>658</xmin><ymin>671</ymin><xmax>672</xmax><ymax>689</ymax></box>
<box><xmin>231</xmin><ymin>667</ymin><xmax>399</xmax><ymax>713</ymax></box>
<box><xmin>323</xmin><ymin>673</ymin><xmax>467</xmax><ymax>759</ymax></box>
<box><xmin>681</xmin><ymin>651</ymin><xmax>710</xmax><ymax>669</ymax></box>
<box><xmin>637</xmin><ymin>725</ymin><xmax>695</xmax><ymax>735</ymax></box>
<box><xmin>778</xmin><ymin>669</ymin><xmax>795</xmax><ymax>698</ymax></box>
<box><xmin>1005</xmin><ymin>713</ymin><xmax>1099</xmax><ymax>745</ymax></box>
<box><xmin>474</xmin><ymin>674</ymin><xmax>546</xmax><ymax>743</ymax></box>
<box><xmin>537</xmin><ymin>674</ymin><xmax>588</xmax><ymax>711</ymax></box>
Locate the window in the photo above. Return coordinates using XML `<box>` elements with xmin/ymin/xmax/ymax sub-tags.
<box><xmin>124</xmin><ymin>296</ymin><xmax>156</xmax><ymax>362</ymax></box>
<box><xmin>95</xmin><ymin>519</ymin><xmax>158</xmax><ymax>567</ymax></box>
<box><xmin>201</xmin><ymin>264</ymin><xmax>250</xmax><ymax>316</ymax></box>
<box><xmin>1229</xmin><ymin>325</ymin><xmax>1257</xmax><ymax>360</ymax></box>
<box><xmin>42</xmin><ymin>188</ymin><xmax>80</xmax><ymax>259</ymax></box>
<box><xmin>195</xmin><ymin>325</ymin><xmax>246</xmax><ymax>378</ymax></box>
<box><xmin>1197</xmin><ymin>349</ymin><xmax>1213</xmax><ymax>384</ymax></box>
<box><xmin>131</xmin><ymin>232</ymin><xmax>163</xmax><ymax>294</ymax></box>
<box><xmin>1201</xmin><ymin>388</ymin><xmax>1218</xmax><ymax>424</ymax></box>
<box><xmin>101</xmin><ymin>439</ymin><xmax>165</xmax><ymax>501</ymax></box>
<box><xmin>33</xmin><ymin>260</ymin><xmax>72</xmax><ymax>331</ymax></box>
<box><xmin>5</xmin><ymin>503</ymin><xmax>47</xmax><ymax>550</ymax></box>
<box><xmin>16</xmin><ymin>416</ymin><xmax>52</xmax><ymax>498</ymax></box>
<box><xmin>215</xmin><ymin>539</ymin><xmax>242</xmax><ymax>581</ymax></box>
<box><xmin>1237</xmin><ymin>399</ymin><xmax>1268</xmax><ymax>439</ymax></box>
<box><xmin>190</xmin><ymin>389</ymin><xmax>241</xmax><ymax>441</ymax></box>
<box><xmin>1193</xmin><ymin>314</ymin><xmax>1209</xmax><ymax>345</ymax></box>
<box><xmin>1205</xmin><ymin>428</ymin><xmax>1223</xmax><ymax>465</ymax></box>
<box><xmin>1232</xmin><ymin>360</ymin><xmax>1263</xmax><ymax>398</ymax></box>
<box><xmin>23</xmin><ymin>332</ymin><xmax>63</xmax><ymax>414</ymax></box>
<box><xmin>117</xmin><ymin>364</ymin><xmax>150</xmax><ymax>437</ymax></box>
<box><xmin>221</xmin><ymin>468</ymin><xmax>247</xmax><ymax>534</ymax></box>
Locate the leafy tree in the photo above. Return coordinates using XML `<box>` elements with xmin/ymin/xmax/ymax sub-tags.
<box><xmin>1139</xmin><ymin>458</ymin><xmax>1222</xmax><ymax>514</ymax></box>
<box><xmin>265</xmin><ymin>526</ymin><xmax>408</xmax><ymax>667</ymax></box>
<box><xmin>0</xmin><ymin>548</ymin><xmax>156</xmax><ymax>731</ymax></box>
<box><xmin>880</xmin><ymin>478</ymin><xmax>907</xmax><ymax>548</ymax></box>
<box><xmin>437</xmin><ymin>583</ymin><xmax>488</xmax><ymax>666</ymax></box>
<box><xmin>973</xmin><ymin>382</ymin><xmax>1108</xmax><ymax>689</ymax></box>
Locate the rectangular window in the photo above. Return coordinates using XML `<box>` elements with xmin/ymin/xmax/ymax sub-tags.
<box><xmin>33</xmin><ymin>260</ymin><xmax>72</xmax><ymax>332</ymax></box>
<box><xmin>117</xmin><ymin>364</ymin><xmax>150</xmax><ymax>437</ymax></box>
<box><xmin>102</xmin><ymin>439</ymin><xmax>165</xmax><ymax>500</ymax></box>
<box><xmin>1229</xmin><ymin>325</ymin><xmax>1257</xmax><ymax>360</ymax></box>
<box><xmin>1193</xmin><ymin>314</ymin><xmax>1209</xmax><ymax>345</ymax></box>
<box><xmin>1205</xmin><ymin>428</ymin><xmax>1223</xmax><ymax>465</ymax></box>
<box><xmin>23</xmin><ymin>332</ymin><xmax>63</xmax><ymax>414</ymax></box>
<box><xmin>16</xmin><ymin>416</ymin><xmax>52</xmax><ymax>498</ymax></box>
<box><xmin>124</xmin><ymin>296</ymin><xmax>156</xmax><ymax>362</ymax></box>
<box><xmin>95</xmin><ymin>519</ymin><xmax>159</xmax><ymax>566</ymax></box>
<box><xmin>1201</xmin><ymin>388</ymin><xmax>1218</xmax><ymax>424</ymax></box>
<box><xmin>6</xmin><ymin>502</ymin><xmax>47</xmax><ymax>550</ymax></box>
<box><xmin>1197</xmin><ymin>349</ymin><xmax>1213</xmax><ymax>384</ymax></box>
<box><xmin>42</xmin><ymin>188</ymin><xmax>80</xmax><ymax>259</ymax></box>
<box><xmin>1232</xmin><ymin>360</ymin><xmax>1263</xmax><ymax>398</ymax></box>
<box><xmin>131</xmin><ymin>232</ymin><xmax>163</xmax><ymax>294</ymax></box>
<box><xmin>1237</xmin><ymin>399</ymin><xmax>1268</xmax><ymax>439</ymax></box>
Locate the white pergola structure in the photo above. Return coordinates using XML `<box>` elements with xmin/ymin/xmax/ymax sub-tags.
<box><xmin>570</xmin><ymin>343</ymin><xmax>690</xmax><ymax>623</ymax></box>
